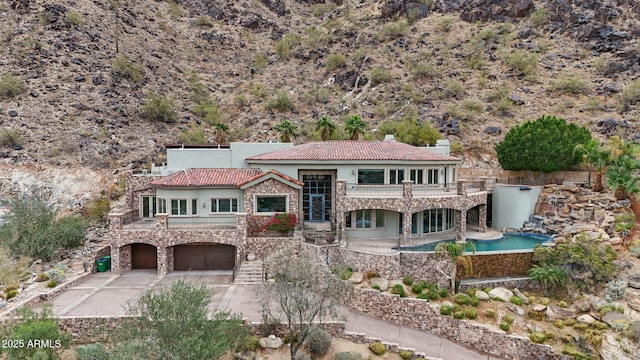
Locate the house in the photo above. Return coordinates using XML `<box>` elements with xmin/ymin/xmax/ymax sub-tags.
<box><xmin>109</xmin><ymin>138</ymin><xmax>488</xmax><ymax>276</ymax></box>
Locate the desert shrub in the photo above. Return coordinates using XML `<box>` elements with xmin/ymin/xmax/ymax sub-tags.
<box><xmin>438</xmin><ymin>288</ymin><xmax>449</xmax><ymax>298</ymax></box>
<box><xmin>558</xmin><ymin>300</ymin><xmax>568</xmax><ymax>308</ymax></box>
<box><xmin>454</xmin><ymin>293</ymin><xmax>471</xmax><ymax>305</ymax></box>
<box><xmin>403</xmin><ymin>276</ymin><xmax>413</xmax><ymax>286</ymax></box>
<box><xmin>46</xmin><ymin>268</ymin><xmax>66</xmax><ymax>283</ymax></box>
<box><xmin>399</xmin><ymin>349</ymin><xmax>414</xmax><ymax>360</ymax></box>
<box><xmin>335</xmin><ymin>352</ymin><xmax>363</xmax><ymax>360</ymax></box>
<box><xmin>411</xmin><ymin>284</ymin><xmax>423</xmax><ymax>294</ymax></box>
<box><xmin>610</xmin><ymin>321</ymin><xmax>629</xmax><ymax>332</ymax></box>
<box><xmin>64</xmin><ymin>10</ymin><xmax>84</xmax><ymax>25</ymax></box>
<box><xmin>2</xmin><ymin>305</ymin><xmax>71</xmax><ymax>359</ymax></box>
<box><xmin>529</xmin><ymin>331</ymin><xmax>546</xmax><ymax>344</ymax></box>
<box><xmin>562</xmin><ymin>346</ymin><xmax>587</xmax><ymax>359</ymax></box>
<box><xmin>368</xmin><ymin>341</ymin><xmax>386</xmax><ymax>356</ymax></box>
<box><xmin>241</xmin><ymin>336</ymin><xmax>260</xmax><ymax>352</ymax></box>
<box><xmin>470</xmin><ymin>296</ymin><xmax>480</xmax><ymax>307</ymax></box>
<box><xmin>141</xmin><ymin>91</ymin><xmax>177</xmax><ymax>123</ymax></box>
<box><xmin>364</xmin><ymin>270</ymin><xmax>379</xmax><ymax>280</ymax></box>
<box><xmin>265</xmin><ymin>91</ymin><xmax>295</xmax><ymax>112</ymax></box>
<box><xmin>503</xmin><ymin>314</ymin><xmax>514</xmax><ymax>324</ymax></box>
<box><xmin>46</xmin><ymin>280</ymin><xmax>57</xmax><ymax>288</ymax></box>
<box><xmin>482</xmin><ymin>309</ymin><xmax>496</xmax><ymax>319</ymax></box>
<box><xmin>550</xmin><ymin>74</ymin><xmax>589</xmax><ymax>94</ymax></box>
<box><xmin>530</xmin><ymin>8</ymin><xmax>548</xmax><ymax>28</ymax></box>
<box><xmin>179</xmin><ymin>127</ymin><xmax>207</xmax><ymax>144</ymax></box>
<box><xmin>411</xmin><ymin>61</ymin><xmax>436</xmax><ymax>79</ymax></box>
<box><xmin>624</xmin><ymin>321</ymin><xmax>640</xmax><ymax>342</ymax></box>
<box><xmin>417</xmin><ymin>293</ymin><xmax>430</xmax><ymax>301</ymax></box>
<box><xmin>499</xmin><ymin>321</ymin><xmax>510</xmax><ymax>332</ymax></box>
<box><xmin>112</xmin><ymin>55</ymin><xmax>143</xmax><ymax>82</ymax></box>
<box><xmin>372</xmin><ymin>285</ymin><xmax>381</xmax><ymax>291</ymax></box>
<box><xmin>377</xmin><ymin>117</ymin><xmax>440</xmax><ymax>146</ymax></box>
<box><xmin>604</xmin><ymin>280</ymin><xmax>627</xmax><ymax>302</ymax></box>
<box><xmin>0</xmin><ymin>128</ymin><xmax>22</xmax><ymax>148</ymax></box>
<box><xmin>620</xmin><ymin>79</ymin><xmax>640</xmax><ymax>106</ymax></box>
<box><xmin>370</xmin><ymin>67</ymin><xmax>390</xmax><ymax>84</ymax></box>
<box><xmin>75</xmin><ymin>342</ymin><xmax>108</xmax><ymax>360</ymax></box>
<box><xmin>84</xmin><ymin>197</ymin><xmax>111</xmax><ymax>223</ymax></box>
<box><xmin>325</xmin><ymin>53</ymin><xmax>347</xmax><ymax>71</ymax></box>
<box><xmin>465</xmin><ymin>308</ymin><xmax>478</xmax><ymax>320</ymax></box>
<box><xmin>441</xmin><ymin>79</ymin><xmax>464</xmax><ymax>98</ymax></box>
<box><xmin>599</xmin><ymin>304</ymin><xmax>624</xmax><ymax>316</ymax></box>
<box><xmin>527</xmin><ymin>310</ymin><xmax>545</xmax><ymax>321</ymax></box>
<box><xmin>192</xmin><ymin>100</ymin><xmax>221</xmax><ymax>125</ymax></box>
<box><xmin>378</xmin><ymin>20</ymin><xmax>409</xmax><ymax>41</ymax></box>
<box><xmin>439</xmin><ymin>305</ymin><xmax>453</xmax><ymax>316</ymax></box>
<box><xmin>0</xmin><ymin>246</ymin><xmax>29</xmax><ymax>286</ymax></box>
<box><xmin>295</xmin><ymin>352</ymin><xmax>311</xmax><ymax>360</ymax></box>
<box><xmin>36</xmin><ymin>273</ymin><xmax>49</xmax><ymax>282</ymax></box>
<box><xmin>274</xmin><ymin>33</ymin><xmax>301</xmax><ymax>59</ymax></box>
<box><xmin>6</xmin><ymin>289</ymin><xmax>18</xmax><ymax>299</ymax></box>
<box><xmin>591</xmin><ymin>321</ymin><xmax>608</xmax><ymax>331</ymax></box>
<box><xmin>306</xmin><ymin>328</ymin><xmax>332</xmax><ymax>357</ymax></box>
<box><xmin>504</xmin><ymin>49</ymin><xmax>540</xmax><ymax>78</ymax></box>
<box><xmin>510</xmin><ymin>296</ymin><xmax>523</xmax><ymax>306</ymax></box>
<box><xmin>453</xmin><ymin>311</ymin><xmax>465</xmax><ymax>319</ymax></box>
<box><xmin>194</xmin><ymin>15</ymin><xmax>213</xmax><ymax>27</ymax></box>
<box><xmin>563</xmin><ymin>318</ymin><xmax>577</xmax><ymax>327</ymax></box>
<box><xmin>340</xmin><ymin>267</ymin><xmax>353</xmax><ymax>280</ymax></box>
<box><xmin>0</xmin><ymin>73</ymin><xmax>27</xmax><ymax>97</ymax></box>
<box><xmin>391</xmin><ymin>284</ymin><xmax>407</xmax><ymax>298</ymax></box>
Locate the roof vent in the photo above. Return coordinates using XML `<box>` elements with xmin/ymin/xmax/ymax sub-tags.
<box><xmin>383</xmin><ymin>134</ymin><xmax>396</xmax><ymax>142</ymax></box>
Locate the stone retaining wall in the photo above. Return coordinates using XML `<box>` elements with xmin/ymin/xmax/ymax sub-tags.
<box><xmin>459</xmin><ymin>251</ymin><xmax>534</xmax><ymax>279</ymax></box>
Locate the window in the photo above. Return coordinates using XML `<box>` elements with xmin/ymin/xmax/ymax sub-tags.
<box><xmin>346</xmin><ymin>209</ymin><xmax>385</xmax><ymax>229</ymax></box>
<box><xmin>256</xmin><ymin>195</ymin><xmax>287</xmax><ymax>213</ymax></box>
<box><xmin>389</xmin><ymin>169</ymin><xmax>405</xmax><ymax>184</ymax></box>
<box><xmin>357</xmin><ymin>169</ymin><xmax>384</xmax><ymax>184</ymax></box>
<box><xmin>427</xmin><ymin>168</ymin><xmax>439</xmax><ymax>184</ymax></box>
<box><xmin>191</xmin><ymin>199</ymin><xmax>198</xmax><ymax>215</ymax></box>
<box><xmin>170</xmin><ymin>199</ymin><xmax>187</xmax><ymax>215</ymax></box>
<box><xmin>158</xmin><ymin>198</ymin><xmax>167</xmax><ymax>213</ymax></box>
<box><xmin>409</xmin><ymin>169</ymin><xmax>424</xmax><ymax>184</ymax></box>
<box><xmin>141</xmin><ymin>196</ymin><xmax>157</xmax><ymax>218</ymax></box>
<box><xmin>211</xmin><ymin>198</ymin><xmax>238</xmax><ymax>213</ymax></box>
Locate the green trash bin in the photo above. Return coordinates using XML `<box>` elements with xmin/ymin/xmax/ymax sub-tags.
<box><xmin>96</xmin><ymin>259</ymin><xmax>106</xmax><ymax>273</ymax></box>
<box><xmin>101</xmin><ymin>256</ymin><xmax>111</xmax><ymax>270</ymax></box>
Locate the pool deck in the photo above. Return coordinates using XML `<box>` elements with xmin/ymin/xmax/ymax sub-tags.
<box><xmin>347</xmin><ymin>227</ymin><xmax>503</xmax><ymax>254</ymax></box>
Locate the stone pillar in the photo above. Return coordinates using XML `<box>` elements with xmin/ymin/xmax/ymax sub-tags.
<box><xmin>336</xmin><ymin>180</ymin><xmax>347</xmax><ymax>245</ymax></box>
<box><xmin>478</xmin><ymin>204</ymin><xmax>487</xmax><ymax>232</ymax></box>
<box><xmin>236</xmin><ymin>213</ymin><xmax>248</xmax><ymax>242</ymax></box>
<box><xmin>455</xmin><ymin>210</ymin><xmax>467</xmax><ymax>241</ymax></box>
<box><xmin>157</xmin><ymin>245</ymin><xmax>167</xmax><ymax>276</ymax></box>
<box><xmin>456</xmin><ymin>181</ymin><xmax>467</xmax><ymax>196</ymax></box>
<box><xmin>402</xmin><ymin>180</ymin><xmax>413</xmax><ymax>198</ymax></box>
<box><xmin>109</xmin><ymin>214</ymin><xmax>123</xmax><ymax>274</ymax></box>
<box><xmin>110</xmin><ymin>242</ymin><xmax>121</xmax><ymax>275</ymax></box>
<box><xmin>156</xmin><ymin>213</ymin><xmax>168</xmax><ymax>229</ymax></box>
<box><xmin>402</xmin><ymin>211</ymin><xmax>412</xmax><ymax>246</ymax></box>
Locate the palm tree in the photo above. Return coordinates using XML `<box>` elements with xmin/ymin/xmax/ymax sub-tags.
<box><xmin>315</xmin><ymin>116</ymin><xmax>336</xmax><ymax>141</ymax></box>
<box><xmin>344</xmin><ymin>115</ymin><xmax>366</xmax><ymax>140</ymax></box>
<box><xmin>574</xmin><ymin>139</ymin><xmax>611</xmax><ymax>192</ymax></box>
<box><xmin>274</xmin><ymin>119</ymin><xmax>297</xmax><ymax>143</ymax></box>
<box><xmin>212</xmin><ymin>122</ymin><xmax>230</xmax><ymax>145</ymax></box>
<box><xmin>607</xmin><ymin>144</ymin><xmax>640</xmax><ymax>242</ymax></box>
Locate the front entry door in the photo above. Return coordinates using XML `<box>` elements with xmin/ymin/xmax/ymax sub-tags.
<box><xmin>310</xmin><ymin>195</ymin><xmax>325</xmax><ymax>222</ymax></box>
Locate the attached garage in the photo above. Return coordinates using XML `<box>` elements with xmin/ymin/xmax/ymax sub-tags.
<box><xmin>131</xmin><ymin>243</ymin><xmax>158</xmax><ymax>269</ymax></box>
<box><xmin>173</xmin><ymin>244</ymin><xmax>236</xmax><ymax>271</ymax></box>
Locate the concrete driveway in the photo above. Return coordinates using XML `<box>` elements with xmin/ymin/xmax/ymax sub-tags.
<box><xmin>38</xmin><ymin>270</ymin><xmax>501</xmax><ymax>360</ymax></box>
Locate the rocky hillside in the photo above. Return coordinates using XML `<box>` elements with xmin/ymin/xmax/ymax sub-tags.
<box><xmin>1</xmin><ymin>0</ymin><xmax>640</xmax><ymax>204</ymax></box>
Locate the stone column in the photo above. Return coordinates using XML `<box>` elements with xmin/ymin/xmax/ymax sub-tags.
<box><xmin>110</xmin><ymin>242</ymin><xmax>121</xmax><ymax>275</ymax></box>
<box><xmin>478</xmin><ymin>204</ymin><xmax>487</xmax><ymax>232</ymax></box>
<box><xmin>157</xmin><ymin>245</ymin><xmax>167</xmax><ymax>276</ymax></box>
<box><xmin>108</xmin><ymin>214</ymin><xmax>123</xmax><ymax>274</ymax></box>
<box><xmin>455</xmin><ymin>210</ymin><xmax>467</xmax><ymax>241</ymax></box>
<box><xmin>156</xmin><ymin>213</ymin><xmax>168</xmax><ymax>229</ymax></box>
<box><xmin>236</xmin><ymin>213</ymin><xmax>248</xmax><ymax>242</ymax></box>
<box><xmin>335</xmin><ymin>180</ymin><xmax>347</xmax><ymax>245</ymax></box>
<box><xmin>402</xmin><ymin>211</ymin><xmax>412</xmax><ymax>246</ymax></box>
<box><xmin>456</xmin><ymin>181</ymin><xmax>467</xmax><ymax>196</ymax></box>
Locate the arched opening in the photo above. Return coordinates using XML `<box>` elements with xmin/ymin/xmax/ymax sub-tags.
<box><xmin>131</xmin><ymin>243</ymin><xmax>158</xmax><ymax>269</ymax></box>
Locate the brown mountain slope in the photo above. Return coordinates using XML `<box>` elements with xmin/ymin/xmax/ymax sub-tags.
<box><xmin>1</xmin><ymin>0</ymin><xmax>639</xmax><ymax>176</ymax></box>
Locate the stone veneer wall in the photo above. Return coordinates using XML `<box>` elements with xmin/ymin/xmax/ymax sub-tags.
<box><xmin>125</xmin><ymin>175</ymin><xmax>161</xmax><ymax>212</ymax></box>
<box><xmin>343</xmin><ymin>289</ymin><xmax>570</xmax><ymax>360</ymax></box>
<box><xmin>245</xmin><ymin>236</ymin><xmax>299</xmax><ymax>261</ymax></box>
<box><xmin>458</xmin><ymin>252</ymin><xmax>534</xmax><ymax>279</ymax></box>
<box><xmin>399</xmin><ymin>252</ymin><xmax>454</xmax><ymax>289</ymax></box>
<box><xmin>331</xmin><ymin>247</ymin><xmax>401</xmax><ymax>279</ymax></box>
<box><xmin>243</xmin><ymin>178</ymin><xmax>299</xmax><ymax>216</ymax></box>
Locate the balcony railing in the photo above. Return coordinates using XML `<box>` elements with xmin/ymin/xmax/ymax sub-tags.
<box><xmin>167</xmin><ymin>215</ymin><xmax>237</xmax><ymax>228</ymax></box>
<box><xmin>412</xmin><ymin>183</ymin><xmax>458</xmax><ymax>197</ymax></box>
<box><xmin>345</xmin><ymin>184</ymin><xmax>403</xmax><ymax>197</ymax></box>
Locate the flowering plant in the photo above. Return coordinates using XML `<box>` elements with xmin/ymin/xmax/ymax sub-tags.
<box><xmin>263</xmin><ymin>213</ymin><xmax>297</xmax><ymax>235</ymax></box>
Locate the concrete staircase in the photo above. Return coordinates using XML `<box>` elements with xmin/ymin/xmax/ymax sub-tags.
<box><xmin>303</xmin><ymin>222</ymin><xmax>336</xmax><ymax>244</ymax></box>
<box><xmin>233</xmin><ymin>260</ymin><xmax>264</xmax><ymax>284</ymax></box>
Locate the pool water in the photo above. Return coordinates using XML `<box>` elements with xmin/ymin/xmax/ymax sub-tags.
<box><xmin>397</xmin><ymin>234</ymin><xmax>552</xmax><ymax>252</ymax></box>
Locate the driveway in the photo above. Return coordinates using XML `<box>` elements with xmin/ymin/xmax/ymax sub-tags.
<box><xmin>38</xmin><ymin>270</ymin><xmax>501</xmax><ymax>360</ymax></box>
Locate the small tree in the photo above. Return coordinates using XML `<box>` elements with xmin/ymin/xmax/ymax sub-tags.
<box><xmin>377</xmin><ymin>117</ymin><xmax>440</xmax><ymax>146</ymax></box>
<box><xmin>275</xmin><ymin>119</ymin><xmax>297</xmax><ymax>143</ymax></box>
<box><xmin>574</xmin><ymin>139</ymin><xmax>611</xmax><ymax>192</ymax></box>
<box><xmin>606</xmin><ymin>139</ymin><xmax>640</xmax><ymax>241</ymax></box>
<box><xmin>527</xmin><ymin>264</ymin><xmax>567</xmax><ymax>296</ymax></box>
<box><xmin>260</xmin><ymin>247</ymin><xmax>350</xmax><ymax>360</ymax></box>
<box><xmin>141</xmin><ymin>91</ymin><xmax>177</xmax><ymax>123</ymax></box>
<box><xmin>315</xmin><ymin>116</ymin><xmax>337</xmax><ymax>141</ymax></box>
<box><xmin>1</xmin><ymin>305</ymin><xmax>72</xmax><ymax>359</ymax></box>
<box><xmin>213</xmin><ymin>122</ymin><xmax>230</xmax><ymax>144</ymax></box>
<box><xmin>111</xmin><ymin>279</ymin><xmax>249</xmax><ymax>359</ymax></box>
<box><xmin>344</xmin><ymin>115</ymin><xmax>367</xmax><ymax>140</ymax></box>
<box><xmin>494</xmin><ymin>115</ymin><xmax>592</xmax><ymax>175</ymax></box>
<box><xmin>434</xmin><ymin>241</ymin><xmax>476</xmax><ymax>289</ymax></box>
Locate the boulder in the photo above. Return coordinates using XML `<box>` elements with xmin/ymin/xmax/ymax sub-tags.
<box><xmin>475</xmin><ymin>290</ymin><xmax>490</xmax><ymax>301</ymax></box>
<box><xmin>572</xmin><ymin>298</ymin><xmax>592</xmax><ymax>313</ymax></box>
<box><xmin>602</xmin><ymin>311</ymin><xmax>630</xmax><ymax>327</ymax></box>
<box><xmin>532</xmin><ymin>304</ymin><xmax>547</xmax><ymax>312</ymax></box>
<box><xmin>577</xmin><ymin>314</ymin><xmax>597</xmax><ymax>325</ymax></box>
<box><xmin>0</xmin><ymin>299</ymin><xmax>6</xmax><ymax>309</ymax></box>
<box><xmin>628</xmin><ymin>302</ymin><xmax>640</xmax><ymax>312</ymax></box>
<box><xmin>546</xmin><ymin>304</ymin><xmax>577</xmax><ymax>321</ymax></box>
<box><xmin>370</xmin><ymin>277</ymin><xmax>389</xmax><ymax>291</ymax></box>
<box><xmin>506</xmin><ymin>303</ymin><xmax>526</xmax><ymax>316</ymax></box>
<box><xmin>513</xmin><ymin>288</ymin><xmax>529</xmax><ymax>304</ymax></box>
<box><xmin>348</xmin><ymin>272</ymin><xmax>364</xmax><ymax>284</ymax></box>
<box><xmin>259</xmin><ymin>335</ymin><xmax>283</xmax><ymax>349</ymax></box>
<box><xmin>488</xmin><ymin>287</ymin><xmax>513</xmax><ymax>303</ymax></box>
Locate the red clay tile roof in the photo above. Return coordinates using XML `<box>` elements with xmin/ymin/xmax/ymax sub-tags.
<box><xmin>238</xmin><ymin>169</ymin><xmax>304</xmax><ymax>187</ymax></box>
<box><xmin>246</xmin><ymin>141</ymin><xmax>460</xmax><ymax>161</ymax></box>
<box><xmin>151</xmin><ymin>168</ymin><xmax>262</xmax><ymax>187</ymax></box>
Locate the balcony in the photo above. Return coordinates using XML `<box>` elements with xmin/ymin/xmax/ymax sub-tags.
<box><xmin>113</xmin><ymin>212</ymin><xmax>242</xmax><ymax>230</ymax></box>
<box><xmin>343</xmin><ymin>180</ymin><xmax>487</xmax><ymax>199</ymax></box>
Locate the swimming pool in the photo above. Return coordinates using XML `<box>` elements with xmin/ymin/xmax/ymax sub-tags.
<box><xmin>397</xmin><ymin>233</ymin><xmax>552</xmax><ymax>252</ymax></box>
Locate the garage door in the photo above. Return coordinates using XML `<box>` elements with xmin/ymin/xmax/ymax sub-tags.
<box><xmin>131</xmin><ymin>243</ymin><xmax>158</xmax><ymax>269</ymax></box>
<box><xmin>173</xmin><ymin>244</ymin><xmax>236</xmax><ymax>270</ymax></box>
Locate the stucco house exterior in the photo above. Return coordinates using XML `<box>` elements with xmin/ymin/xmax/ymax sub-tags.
<box><xmin>109</xmin><ymin>139</ymin><xmax>488</xmax><ymax>276</ymax></box>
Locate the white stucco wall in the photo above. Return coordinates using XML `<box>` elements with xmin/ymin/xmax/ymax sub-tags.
<box><xmin>492</xmin><ymin>185</ymin><xmax>541</xmax><ymax>230</ymax></box>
